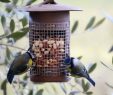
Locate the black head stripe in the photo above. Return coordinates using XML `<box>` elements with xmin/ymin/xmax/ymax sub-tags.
<box><xmin>26</xmin><ymin>51</ymin><xmax>35</xmax><ymax>59</ymax></box>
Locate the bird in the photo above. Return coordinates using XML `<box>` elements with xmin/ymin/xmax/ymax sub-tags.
<box><xmin>64</xmin><ymin>54</ymin><xmax>95</xmax><ymax>86</ymax></box>
<box><xmin>7</xmin><ymin>47</ymin><xmax>36</xmax><ymax>84</ymax></box>
<box><xmin>41</xmin><ymin>0</ymin><xmax>57</xmax><ymax>5</ymax></box>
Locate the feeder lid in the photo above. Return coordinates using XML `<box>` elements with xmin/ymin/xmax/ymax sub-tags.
<box><xmin>25</xmin><ymin>3</ymin><xmax>82</xmax><ymax>12</ymax></box>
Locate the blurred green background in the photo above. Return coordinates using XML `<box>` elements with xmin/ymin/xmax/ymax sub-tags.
<box><xmin>0</xmin><ymin>0</ymin><xmax>113</xmax><ymax>95</ymax></box>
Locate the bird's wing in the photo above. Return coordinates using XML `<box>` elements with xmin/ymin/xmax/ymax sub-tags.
<box><xmin>10</xmin><ymin>53</ymin><xmax>30</xmax><ymax>74</ymax></box>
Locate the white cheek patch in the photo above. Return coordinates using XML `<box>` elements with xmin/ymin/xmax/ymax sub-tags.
<box><xmin>73</xmin><ymin>58</ymin><xmax>79</xmax><ymax>67</ymax></box>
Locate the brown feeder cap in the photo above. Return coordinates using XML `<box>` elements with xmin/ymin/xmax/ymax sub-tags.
<box><xmin>25</xmin><ymin>2</ymin><xmax>82</xmax><ymax>12</ymax></box>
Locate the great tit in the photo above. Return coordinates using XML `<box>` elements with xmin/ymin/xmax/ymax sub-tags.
<box><xmin>7</xmin><ymin>48</ymin><xmax>36</xmax><ymax>84</ymax></box>
<box><xmin>64</xmin><ymin>54</ymin><xmax>95</xmax><ymax>86</ymax></box>
<box><xmin>41</xmin><ymin>0</ymin><xmax>56</xmax><ymax>4</ymax></box>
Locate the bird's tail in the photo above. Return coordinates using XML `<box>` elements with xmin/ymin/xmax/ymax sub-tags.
<box><xmin>7</xmin><ymin>70</ymin><xmax>14</xmax><ymax>84</ymax></box>
<box><xmin>87</xmin><ymin>77</ymin><xmax>95</xmax><ymax>86</ymax></box>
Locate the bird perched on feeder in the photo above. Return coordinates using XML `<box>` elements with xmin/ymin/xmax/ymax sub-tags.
<box><xmin>64</xmin><ymin>54</ymin><xmax>95</xmax><ymax>86</ymax></box>
<box><xmin>7</xmin><ymin>47</ymin><xmax>36</xmax><ymax>84</ymax></box>
<box><xmin>41</xmin><ymin>0</ymin><xmax>57</xmax><ymax>4</ymax></box>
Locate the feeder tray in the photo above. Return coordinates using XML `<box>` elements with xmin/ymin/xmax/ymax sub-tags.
<box><xmin>25</xmin><ymin>0</ymin><xmax>82</xmax><ymax>82</ymax></box>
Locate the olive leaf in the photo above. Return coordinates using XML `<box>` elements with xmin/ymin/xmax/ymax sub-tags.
<box><xmin>12</xmin><ymin>0</ymin><xmax>18</xmax><ymax>5</ymax></box>
<box><xmin>71</xmin><ymin>21</ymin><xmax>79</xmax><ymax>33</ymax></box>
<box><xmin>7</xmin><ymin>27</ymin><xmax>29</xmax><ymax>42</ymax></box>
<box><xmin>69</xmin><ymin>91</ymin><xmax>80</xmax><ymax>95</ymax></box>
<box><xmin>20</xmin><ymin>16</ymin><xmax>28</xmax><ymax>27</ymax></box>
<box><xmin>10</xmin><ymin>19</ymin><xmax>15</xmax><ymax>32</ymax></box>
<box><xmin>105</xmin><ymin>82</ymin><xmax>113</xmax><ymax>89</ymax></box>
<box><xmin>36</xmin><ymin>89</ymin><xmax>44</xmax><ymax>95</ymax></box>
<box><xmin>85</xmin><ymin>16</ymin><xmax>96</xmax><ymax>30</ymax></box>
<box><xmin>26</xmin><ymin>0</ymin><xmax>37</xmax><ymax>6</ymax></box>
<box><xmin>77</xmin><ymin>56</ymin><xmax>83</xmax><ymax>60</ymax></box>
<box><xmin>23</xmin><ymin>74</ymin><xmax>29</xmax><ymax>80</ymax></box>
<box><xmin>109</xmin><ymin>45</ymin><xmax>113</xmax><ymax>53</ymax></box>
<box><xmin>1</xmin><ymin>15</ymin><xmax>6</xmax><ymax>28</ymax></box>
<box><xmin>84</xmin><ymin>83</ymin><xmax>90</xmax><ymax>92</ymax></box>
<box><xmin>82</xmin><ymin>79</ymin><xmax>90</xmax><ymax>92</ymax></box>
<box><xmin>1</xmin><ymin>79</ymin><xmax>7</xmax><ymax>95</ymax></box>
<box><xmin>101</xmin><ymin>61</ymin><xmax>113</xmax><ymax>71</ymax></box>
<box><xmin>6</xmin><ymin>47</ymin><xmax>11</xmax><ymax>59</ymax></box>
<box><xmin>82</xmin><ymin>79</ymin><xmax>86</xmax><ymax>91</ymax></box>
<box><xmin>0</xmin><ymin>0</ymin><xmax>10</xmax><ymax>3</ymax></box>
<box><xmin>88</xmin><ymin>63</ymin><xmax>97</xmax><ymax>73</ymax></box>
<box><xmin>4</xmin><ymin>58</ymin><xmax>8</xmax><ymax>65</ymax></box>
<box><xmin>28</xmin><ymin>89</ymin><xmax>33</xmax><ymax>95</ymax></box>
<box><xmin>86</xmin><ymin>91</ymin><xmax>93</xmax><ymax>95</ymax></box>
<box><xmin>1</xmin><ymin>79</ymin><xmax>7</xmax><ymax>90</ymax></box>
<box><xmin>93</xmin><ymin>18</ymin><xmax>105</xmax><ymax>29</ymax></box>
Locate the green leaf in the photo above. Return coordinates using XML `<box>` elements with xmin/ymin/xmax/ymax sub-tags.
<box><xmin>12</xmin><ymin>0</ymin><xmax>18</xmax><ymax>4</ymax></box>
<box><xmin>84</xmin><ymin>82</ymin><xmax>90</xmax><ymax>92</ymax></box>
<box><xmin>6</xmin><ymin>47</ymin><xmax>11</xmax><ymax>59</ymax></box>
<box><xmin>109</xmin><ymin>46</ymin><xmax>113</xmax><ymax>53</ymax></box>
<box><xmin>88</xmin><ymin>63</ymin><xmax>97</xmax><ymax>73</ymax></box>
<box><xmin>23</xmin><ymin>74</ymin><xmax>28</xmax><ymax>80</ymax></box>
<box><xmin>105</xmin><ymin>82</ymin><xmax>113</xmax><ymax>89</ymax></box>
<box><xmin>0</xmin><ymin>0</ymin><xmax>10</xmax><ymax>3</ymax></box>
<box><xmin>36</xmin><ymin>89</ymin><xmax>44</xmax><ymax>95</ymax></box>
<box><xmin>10</xmin><ymin>19</ymin><xmax>15</xmax><ymax>32</ymax></box>
<box><xmin>4</xmin><ymin>58</ymin><xmax>9</xmax><ymax>65</ymax></box>
<box><xmin>71</xmin><ymin>21</ymin><xmax>79</xmax><ymax>33</ymax></box>
<box><xmin>1</xmin><ymin>15</ymin><xmax>6</xmax><ymax>28</ymax></box>
<box><xmin>86</xmin><ymin>91</ymin><xmax>93</xmax><ymax>95</ymax></box>
<box><xmin>82</xmin><ymin>79</ymin><xmax>90</xmax><ymax>92</ymax></box>
<box><xmin>69</xmin><ymin>91</ymin><xmax>80</xmax><ymax>95</ymax></box>
<box><xmin>7</xmin><ymin>27</ymin><xmax>29</xmax><ymax>42</ymax></box>
<box><xmin>26</xmin><ymin>0</ymin><xmax>37</xmax><ymax>6</ymax></box>
<box><xmin>28</xmin><ymin>90</ymin><xmax>33</xmax><ymax>95</ymax></box>
<box><xmin>1</xmin><ymin>79</ymin><xmax>7</xmax><ymax>90</ymax></box>
<box><xmin>93</xmin><ymin>18</ymin><xmax>105</xmax><ymax>29</ymax></box>
<box><xmin>82</xmin><ymin>79</ymin><xmax>86</xmax><ymax>91</ymax></box>
<box><xmin>85</xmin><ymin>16</ymin><xmax>96</xmax><ymax>30</ymax></box>
<box><xmin>77</xmin><ymin>56</ymin><xmax>83</xmax><ymax>60</ymax></box>
<box><xmin>101</xmin><ymin>61</ymin><xmax>113</xmax><ymax>71</ymax></box>
<box><xmin>20</xmin><ymin>17</ymin><xmax>28</xmax><ymax>27</ymax></box>
<box><xmin>6</xmin><ymin>7</ymin><xmax>12</xmax><ymax>13</ymax></box>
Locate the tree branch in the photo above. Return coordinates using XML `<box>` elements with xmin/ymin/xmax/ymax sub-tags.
<box><xmin>0</xmin><ymin>43</ymin><xmax>27</xmax><ymax>51</ymax></box>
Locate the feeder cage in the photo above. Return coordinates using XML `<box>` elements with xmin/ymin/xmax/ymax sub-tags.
<box><xmin>25</xmin><ymin>1</ymin><xmax>82</xmax><ymax>82</ymax></box>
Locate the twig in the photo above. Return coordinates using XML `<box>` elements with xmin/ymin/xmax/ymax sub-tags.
<box><xmin>0</xmin><ymin>43</ymin><xmax>27</xmax><ymax>51</ymax></box>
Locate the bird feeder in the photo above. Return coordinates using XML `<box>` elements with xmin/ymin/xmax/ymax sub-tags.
<box><xmin>25</xmin><ymin>1</ymin><xmax>82</xmax><ymax>82</ymax></box>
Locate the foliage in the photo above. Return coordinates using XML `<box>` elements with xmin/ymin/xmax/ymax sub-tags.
<box><xmin>88</xmin><ymin>63</ymin><xmax>97</xmax><ymax>74</ymax></box>
<box><xmin>101</xmin><ymin>56</ymin><xmax>113</xmax><ymax>89</ymax></box>
<box><xmin>104</xmin><ymin>14</ymin><xmax>113</xmax><ymax>53</ymax></box>
<box><xmin>0</xmin><ymin>0</ymin><xmax>106</xmax><ymax>95</ymax></box>
<box><xmin>109</xmin><ymin>45</ymin><xmax>113</xmax><ymax>53</ymax></box>
<box><xmin>71</xmin><ymin>16</ymin><xmax>105</xmax><ymax>33</ymax></box>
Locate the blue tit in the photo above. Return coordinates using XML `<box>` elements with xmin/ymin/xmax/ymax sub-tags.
<box><xmin>7</xmin><ymin>48</ymin><xmax>36</xmax><ymax>84</ymax></box>
<box><xmin>64</xmin><ymin>54</ymin><xmax>95</xmax><ymax>86</ymax></box>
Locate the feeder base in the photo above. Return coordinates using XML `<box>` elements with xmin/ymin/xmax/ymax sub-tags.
<box><xmin>30</xmin><ymin>75</ymin><xmax>69</xmax><ymax>83</ymax></box>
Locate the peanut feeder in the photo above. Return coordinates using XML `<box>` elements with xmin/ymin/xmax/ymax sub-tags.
<box><xmin>25</xmin><ymin>1</ymin><xmax>82</xmax><ymax>82</ymax></box>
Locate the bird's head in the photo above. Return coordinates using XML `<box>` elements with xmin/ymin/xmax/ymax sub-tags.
<box><xmin>27</xmin><ymin>46</ymin><xmax>36</xmax><ymax>61</ymax></box>
<box><xmin>64</xmin><ymin>54</ymin><xmax>71</xmax><ymax>65</ymax></box>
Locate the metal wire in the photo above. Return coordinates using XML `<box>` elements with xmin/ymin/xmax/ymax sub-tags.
<box><xmin>29</xmin><ymin>22</ymin><xmax>70</xmax><ymax>76</ymax></box>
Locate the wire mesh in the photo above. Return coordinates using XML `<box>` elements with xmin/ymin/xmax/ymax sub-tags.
<box><xmin>29</xmin><ymin>22</ymin><xmax>70</xmax><ymax>79</ymax></box>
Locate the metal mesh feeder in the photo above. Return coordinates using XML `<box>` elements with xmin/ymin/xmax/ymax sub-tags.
<box><xmin>25</xmin><ymin>1</ymin><xmax>82</xmax><ymax>82</ymax></box>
